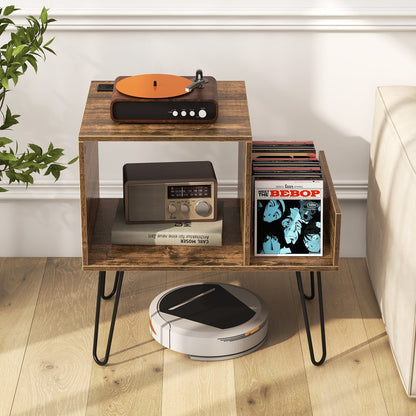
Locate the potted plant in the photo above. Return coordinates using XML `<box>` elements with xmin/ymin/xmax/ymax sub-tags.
<box><xmin>0</xmin><ymin>5</ymin><xmax>76</xmax><ymax>192</ymax></box>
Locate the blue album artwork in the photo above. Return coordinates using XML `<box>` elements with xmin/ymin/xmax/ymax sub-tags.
<box><xmin>256</xmin><ymin>199</ymin><xmax>321</xmax><ymax>256</ymax></box>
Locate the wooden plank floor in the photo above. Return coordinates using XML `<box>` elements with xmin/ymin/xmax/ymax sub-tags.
<box><xmin>1</xmin><ymin>258</ymin><xmax>416</xmax><ymax>415</ymax></box>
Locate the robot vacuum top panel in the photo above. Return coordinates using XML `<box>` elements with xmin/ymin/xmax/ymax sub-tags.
<box><xmin>158</xmin><ymin>283</ymin><xmax>255</xmax><ymax>329</ymax></box>
<box><xmin>149</xmin><ymin>283</ymin><xmax>268</xmax><ymax>360</ymax></box>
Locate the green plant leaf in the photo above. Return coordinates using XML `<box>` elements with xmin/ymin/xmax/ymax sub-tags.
<box><xmin>49</xmin><ymin>148</ymin><xmax>64</xmax><ymax>158</ymax></box>
<box><xmin>44</xmin><ymin>163</ymin><xmax>66</xmax><ymax>181</ymax></box>
<box><xmin>0</xmin><ymin>151</ymin><xmax>18</xmax><ymax>161</ymax></box>
<box><xmin>10</xmin><ymin>72</ymin><xmax>18</xmax><ymax>86</ymax></box>
<box><xmin>28</xmin><ymin>143</ymin><xmax>43</xmax><ymax>155</ymax></box>
<box><xmin>5</xmin><ymin>169</ymin><xmax>15</xmax><ymax>181</ymax></box>
<box><xmin>26</xmin><ymin>55</ymin><xmax>38</xmax><ymax>72</ymax></box>
<box><xmin>43</xmin><ymin>37</ymin><xmax>55</xmax><ymax>48</ymax></box>
<box><xmin>4</xmin><ymin>44</ymin><xmax>13</xmax><ymax>61</ymax></box>
<box><xmin>3</xmin><ymin>5</ymin><xmax>17</xmax><ymax>16</ymax></box>
<box><xmin>68</xmin><ymin>156</ymin><xmax>79</xmax><ymax>165</ymax></box>
<box><xmin>12</xmin><ymin>44</ymin><xmax>26</xmax><ymax>56</ymax></box>
<box><xmin>1</xmin><ymin>77</ymin><xmax>9</xmax><ymax>90</ymax></box>
<box><xmin>43</xmin><ymin>46</ymin><xmax>56</xmax><ymax>55</ymax></box>
<box><xmin>40</xmin><ymin>7</ymin><xmax>48</xmax><ymax>25</ymax></box>
<box><xmin>0</xmin><ymin>107</ymin><xmax>20</xmax><ymax>130</ymax></box>
<box><xmin>0</xmin><ymin>23</ymin><xmax>9</xmax><ymax>37</ymax></box>
<box><xmin>0</xmin><ymin>137</ymin><xmax>13</xmax><ymax>146</ymax></box>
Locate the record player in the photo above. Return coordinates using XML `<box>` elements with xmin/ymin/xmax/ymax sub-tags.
<box><xmin>110</xmin><ymin>69</ymin><xmax>218</xmax><ymax>124</ymax></box>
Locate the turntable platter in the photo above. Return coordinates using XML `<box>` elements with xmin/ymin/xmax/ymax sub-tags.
<box><xmin>116</xmin><ymin>74</ymin><xmax>192</xmax><ymax>99</ymax></box>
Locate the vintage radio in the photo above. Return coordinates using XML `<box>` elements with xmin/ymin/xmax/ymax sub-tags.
<box><xmin>123</xmin><ymin>161</ymin><xmax>217</xmax><ymax>223</ymax></box>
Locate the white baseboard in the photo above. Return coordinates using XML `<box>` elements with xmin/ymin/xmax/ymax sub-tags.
<box><xmin>0</xmin><ymin>179</ymin><xmax>367</xmax><ymax>257</ymax></box>
<box><xmin>0</xmin><ymin>179</ymin><xmax>367</xmax><ymax>201</ymax></box>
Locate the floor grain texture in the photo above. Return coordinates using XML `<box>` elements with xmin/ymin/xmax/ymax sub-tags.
<box><xmin>1</xmin><ymin>258</ymin><xmax>415</xmax><ymax>416</ymax></box>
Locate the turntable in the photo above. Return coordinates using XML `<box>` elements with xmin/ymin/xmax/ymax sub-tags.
<box><xmin>110</xmin><ymin>69</ymin><xmax>218</xmax><ymax>123</ymax></box>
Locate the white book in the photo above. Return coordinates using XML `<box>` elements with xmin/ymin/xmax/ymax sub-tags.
<box><xmin>111</xmin><ymin>199</ymin><xmax>223</xmax><ymax>246</ymax></box>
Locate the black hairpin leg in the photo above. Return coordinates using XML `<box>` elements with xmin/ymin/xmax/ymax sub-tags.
<box><xmin>296</xmin><ymin>271</ymin><xmax>326</xmax><ymax>366</ymax></box>
<box><xmin>303</xmin><ymin>272</ymin><xmax>315</xmax><ymax>300</ymax></box>
<box><xmin>93</xmin><ymin>270</ymin><xmax>124</xmax><ymax>366</ymax></box>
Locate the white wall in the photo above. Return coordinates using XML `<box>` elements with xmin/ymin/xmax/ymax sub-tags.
<box><xmin>2</xmin><ymin>2</ymin><xmax>416</xmax><ymax>256</ymax></box>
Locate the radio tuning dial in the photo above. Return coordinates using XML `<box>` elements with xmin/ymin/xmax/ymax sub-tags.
<box><xmin>198</xmin><ymin>109</ymin><xmax>207</xmax><ymax>119</ymax></box>
<box><xmin>180</xmin><ymin>204</ymin><xmax>189</xmax><ymax>213</ymax></box>
<box><xmin>168</xmin><ymin>203</ymin><xmax>177</xmax><ymax>214</ymax></box>
<box><xmin>195</xmin><ymin>200</ymin><xmax>211</xmax><ymax>217</ymax></box>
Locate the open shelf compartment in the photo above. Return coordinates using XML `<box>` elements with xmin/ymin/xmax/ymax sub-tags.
<box><xmin>249</xmin><ymin>151</ymin><xmax>341</xmax><ymax>271</ymax></box>
<box><xmin>83</xmin><ymin>198</ymin><xmax>245</xmax><ymax>270</ymax></box>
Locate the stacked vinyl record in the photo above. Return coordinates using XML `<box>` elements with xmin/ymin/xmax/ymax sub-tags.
<box><xmin>252</xmin><ymin>141</ymin><xmax>323</xmax><ymax>257</ymax></box>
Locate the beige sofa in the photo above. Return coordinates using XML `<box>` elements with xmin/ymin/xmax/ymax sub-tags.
<box><xmin>367</xmin><ymin>86</ymin><xmax>416</xmax><ymax>397</ymax></box>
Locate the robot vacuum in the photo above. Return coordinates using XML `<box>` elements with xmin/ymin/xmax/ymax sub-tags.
<box><xmin>149</xmin><ymin>283</ymin><xmax>268</xmax><ymax>360</ymax></box>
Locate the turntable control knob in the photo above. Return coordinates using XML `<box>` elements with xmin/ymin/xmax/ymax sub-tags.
<box><xmin>198</xmin><ymin>109</ymin><xmax>207</xmax><ymax>119</ymax></box>
<box><xmin>195</xmin><ymin>200</ymin><xmax>211</xmax><ymax>217</ymax></box>
<box><xmin>180</xmin><ymin>204</ymin><xmax>189</xmax><ymax>214</ymax></box>
<box><xmin>168</xmin><ymin>203</ymin><xmax>177</xmax><ymax>214</ymax></box>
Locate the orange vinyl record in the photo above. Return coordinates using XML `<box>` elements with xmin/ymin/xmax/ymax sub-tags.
<box><xmin>115</xmin><ymin>74</ymin><xmax>192</xmax><ymax>99</ymax></box>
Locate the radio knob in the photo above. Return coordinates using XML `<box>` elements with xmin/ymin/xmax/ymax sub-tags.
<box><xmin>195</xmin><ymin>200</ymin><xmax>211</xmax><ymax>217</ymax></box>
<box><xmin>198</xmin><ymin>109</ymin><xmax>207</xmax><ymax>119</ymax></box>
<box><xmin>172</xmin><ymin>110</ymin><xmax>179</xmax><ymax>117</ymax></box>
<box><xmin>181</xmin><ymin>110</ymin><xmax>187</xmax><ymax>117</ymax></box>
<box><xmin>168</xmin><ymin>203</ymin><xmax>177</xmax><ymax>213</ymax></box>
<box><xmin>180</xmin><ymin>204</ymin><xmax>189</xmax><ymax>213</ymax></box>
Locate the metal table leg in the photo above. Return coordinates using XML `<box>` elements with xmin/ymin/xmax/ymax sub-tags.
<box><xmin>303</xmin><ymin>271</ymin><xmax>315</xmax><ymax>300</ymax></box>
<box><xmin>93</xmin><ymin>270</ymin><xmax>124</xmax><ymax>366</ymax></box>
<box><xmin>296</xmin><ymin>271</ymin><xmax>326</xmax><ymax>366</ymax></box>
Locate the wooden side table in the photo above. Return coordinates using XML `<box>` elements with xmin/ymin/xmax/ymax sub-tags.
<box><xmin>78</xmin><ymin>81</ymin><xmax>341</xmax><ymax>366</ymax></box>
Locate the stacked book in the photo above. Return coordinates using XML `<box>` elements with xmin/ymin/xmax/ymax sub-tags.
<box><xmin>252</xmin><ymin>141</ymin><xmax>323</xmax><ymax>257</ymax></box>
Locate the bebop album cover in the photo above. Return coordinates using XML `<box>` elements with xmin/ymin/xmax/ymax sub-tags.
<box><xmin>254</xmin><ymin>179</ymin><xmax>323</xmax><ymax>256</ymax></box>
